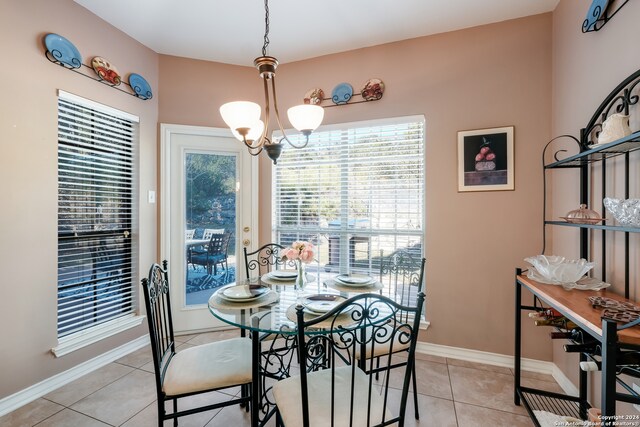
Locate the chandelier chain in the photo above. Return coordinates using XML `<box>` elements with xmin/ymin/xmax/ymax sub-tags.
<box><xmin>262</xmin><ymin>0</ymin><xmax>270</xmax><ymax>56</ymax></box>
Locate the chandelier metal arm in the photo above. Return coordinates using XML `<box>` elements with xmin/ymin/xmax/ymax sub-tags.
<box><xmin>269</xmin><ymin>76</ymin><xmax>311</xmax><ymax>149</ymax></box>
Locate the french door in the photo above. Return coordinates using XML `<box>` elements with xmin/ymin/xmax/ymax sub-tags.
<box><xmin>161</xmin><ymin>124</ymin><xmax>257</xmax><ymax>332</ymax></box>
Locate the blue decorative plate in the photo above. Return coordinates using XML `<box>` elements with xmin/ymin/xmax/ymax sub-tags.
<box><xmin>44</xmin><ymin>33</ymin><xmax>82</xmax><ymax>69</ymax></box>
<box><xmin>583</xmin><ymin>0</ymin><xmax>609</xmax><ymax>31</ymax></box>
<box><xmin>128</xmin><ymin>73</ymin><xmax>153</xmax><ymax>100</ymax></box>
<box><xmin>331</xmin><ymin>83</ymin><xmax>353</xmax><ymax>105</ymax></box>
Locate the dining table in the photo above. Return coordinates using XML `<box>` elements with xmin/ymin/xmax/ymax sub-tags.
<box><xmin>207</xmin><ymin>270</ymin><xmax>384</xmax><ymax>427</ymax></box>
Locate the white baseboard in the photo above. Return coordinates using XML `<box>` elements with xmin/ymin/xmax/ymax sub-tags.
<box><xmin>0</xmin><ymin>335</ymin><xmax>150</xmax><ymax>417</ymax></box>
<box><xmin>416</xmin><ymin>342</ymin><xmax>578</xmax><ymax>396</ymax></box>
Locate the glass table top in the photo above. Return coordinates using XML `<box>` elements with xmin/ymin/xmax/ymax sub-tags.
<box><xmin>207</xmin><ymin>274</ymin><xmax>384</xmax><ymax>335</ymax></box>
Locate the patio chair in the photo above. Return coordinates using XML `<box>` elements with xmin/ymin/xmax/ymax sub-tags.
<box><xmin>191</xmin><ymin>232</ymin><xmax>231</xmax><ymax>275</ymax></box>
<box><xmin>272</xmin><ymin>292</ymin><xmax>425</xmax><ymax>427</ymax></box>
<box><xmin>141</xmin><ymin>260</ymin><xmax>252</xmax><ymax>426</ymax></box>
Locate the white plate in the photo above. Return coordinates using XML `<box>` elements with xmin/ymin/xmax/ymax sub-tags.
<box><xmin>220</xmin><ymin>285</ymin><xmax>270</xmax><ymax>301</ymax></box>
<box><xmin>268</xmin><ymin>270</ymin><xmax>298</xmax><ymax>280</ymax></box>
<box><xmin>334</xmin><ymin>274</ymin><xmax>374</xmax><ymax>287</ymax></box>
<box><xmin>302</xmin><ymin>294</ymin><xmax>347</xmax><ymax>314</ymax></box>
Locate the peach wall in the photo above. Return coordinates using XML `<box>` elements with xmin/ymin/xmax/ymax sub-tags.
<box><xmin>550</xmin><ymin>0</ymin><xmax>640</xmax><ymax>410</ymax></box>
<box><xmin>0</xmin><ymin>0</ymin><xmax>158</xmax><ymax>399</ymax></box>
<box><xmin>159</xmin><ymin>14</ymin><xmax>554</xmax><ymax>359</ymax></box>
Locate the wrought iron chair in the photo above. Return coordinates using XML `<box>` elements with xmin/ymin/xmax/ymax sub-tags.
<box><xmin>272</xmin><ymin>292</ymin><xmax>425</xmax><ymax>427</ymax></box>
<box><xmin>141</xmin><ymin>261</ymin><xmax>252</xmax><ymax>426</ymax></box>
<box><xmin>190</xmin><ymin>232</ymin><xmax>231</xmax><ymax>275</ymax></box>
<box><xmin>363</xmin><ymin>249</ymin><xmax>426</xmax><ymax>419</ymax></box>
<box><xmin>243</xmin><ymin>242</ymin><xmax>288</xmax><ymax>279</ymax></box>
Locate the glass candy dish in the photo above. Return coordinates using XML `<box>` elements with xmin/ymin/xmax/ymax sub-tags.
<box><xmin>560</xmin><ymin>204</ymin><xmax>604</xmax><ymax>224</ymax></box>
<box><xmin>603</xmin><ymin>198</ymin><xmax>640</xmax><ymax>227</ymax></box>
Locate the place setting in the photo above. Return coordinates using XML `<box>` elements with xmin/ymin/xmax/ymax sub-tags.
<box><xmin>324</xmin><ymin>273</ymin><xmax>383</xmax><ymax>293</ymax></box>
<box><xmin>285</xmin><ymin>293</ymin><xmax>356</xmax><ymax>327</ymax></box>
<box><xmin>209</xmin><ymin>282</ymin><xmax>279</xmax><ymax>310</ymax></box>
<box><xmin>261</xmin><ymin>269</ymin><xmax>315</xmax><ymax>286</ymax></box>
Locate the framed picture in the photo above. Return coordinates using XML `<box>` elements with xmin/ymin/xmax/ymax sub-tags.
<box><xmin>457</xmin><ymin>126</ymin><xmax>514</xmax><ymax>192</ymax></box>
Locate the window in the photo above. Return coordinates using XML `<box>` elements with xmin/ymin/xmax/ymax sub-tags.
<box><xmin>272</xmin><ymin>116</ymin><xmax>425</xmax><ymax>276</ymax></box>
<box><xmin>57</xmin><ymin>91</ymin><xmax>138</xmax><ymax>342</ymax></box>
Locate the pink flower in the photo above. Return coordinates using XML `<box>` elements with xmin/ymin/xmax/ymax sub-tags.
<box><xmin>281</xmin><ymin>241</ymin><xmax>314</xmax><ymax>263</ymax></box>
<box><xmin>300</xmin><ymin>248</ymin><xmax>314</xmax><ymax>263</ymax></box>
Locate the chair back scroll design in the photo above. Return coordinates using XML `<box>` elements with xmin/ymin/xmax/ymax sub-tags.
<box><xmin>140</xmin><ymin>261</ymin><xmax>176</xmax><ymax>402</ymax></box>
<box><xmin>292</xmin><ymin>292</ymin><xmax>425</xmax><ymax>427</ymax></box>
<box><xmin>244</xmin><ymin>243</ymin><xmax>289</xmax><ymax>278</ymax></box>
<box><xmin>380</xmin><ymin>249</ymin><xmax>426</xmax><ymax>322</ymax></box>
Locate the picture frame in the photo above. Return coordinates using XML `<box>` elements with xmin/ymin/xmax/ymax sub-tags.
<box><xmin>457</xmin><ymin>126</ymin><xmax>514</xmax><ymax>192</ymax></box>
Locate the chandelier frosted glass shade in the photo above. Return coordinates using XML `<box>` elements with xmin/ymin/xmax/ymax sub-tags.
<box><xmin>287</xmin><ymin>104</ymin><xmax>324</xmax><ymax>133</ymax></box>
<box><xmin>219</xmin><ymin>101</ymin><xmax>261</xmax><ymax>131</ymax></box>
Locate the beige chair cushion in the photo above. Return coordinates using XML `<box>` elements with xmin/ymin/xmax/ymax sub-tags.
<box><xmin>273</xmin><ymin>365</ymin><xmax>390</xmax><ymax>427</ymax></box>
<box><xmin>163</xmin><ymin>337</ymin><xmax>252</xmax><ymax>397</ymax></box>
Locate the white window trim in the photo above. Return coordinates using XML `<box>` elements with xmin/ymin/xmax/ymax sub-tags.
<box><xmin>51</xmin><ymin>314</ymin><xmax>144</xmax><ymax>358</ymax></box>
<box><xmin>55</xmin><ymin>91</ymin><xmax>141</xmax><ymax>355</ymax></box>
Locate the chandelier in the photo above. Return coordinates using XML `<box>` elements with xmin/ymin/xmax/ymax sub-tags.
<box><xmin>219</xmin><ymin>0</ymin><xmax>324</xmax><ymax>164</ymax></box>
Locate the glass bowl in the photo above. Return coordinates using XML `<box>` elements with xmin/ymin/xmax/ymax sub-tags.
<box><xmin>603</xmin><ymin>198</ymin><xmax>640</xmax><ymax>227</ymax></box>
<box><xmin>524</xmin><ymin>255</ymin><xmax>594</xmax><ymax>285</ymax></box>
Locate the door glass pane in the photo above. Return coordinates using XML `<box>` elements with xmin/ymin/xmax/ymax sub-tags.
<box><xmin>184</xmin><ymin>152</ymin><xmax>236</xmax><ymax>306</ymax></box>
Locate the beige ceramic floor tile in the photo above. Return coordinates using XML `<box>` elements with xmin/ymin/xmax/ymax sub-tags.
<box><xmin>447</xmin><ymin>358</ymin><xmax>512</xmax><ymax>375</ymax></box>
<box><xmin>414</xmin><ymin>351</ymin><xmax>447</xmax><ymax>364</ymax></box>
<box><xmin>115</xmin><ymin>344</ymin><xmax>154</xmax><ymax>368</ymax></box>
<box><xmin>448</xmin><ymin>364</ymin><xmax>528</xmax><ymax>416</ymax></box>
<box><xmin>120</xmin><ymin>402</ymin><xmax>158</xmax><ymax>427</ymax></box>
<box><xmin>513</xmin><ymin>369</ymin><xmax>557</xmax><ymax>383</ymax></box>
<box><xmin>520</xmin><ymin>376</ymin><xmax>565</xmax><ymax>394</ymax></box>
<box><xmin>387</xmin><ymin>358</ymin><xmax>453</xmax><ymax>400</ymax></box>
<box><xmin>34</xmin><ymin>408</ymin><xmax>111</xmax><ymax>426</ymax></box>
<box><xmin>206</xmin><ymin>404</ymin><xmax>274</xmax><ymax>427</ymax></box>
<box><xmin>44</xmin><ymin>362</ymin><xmax>133</xmax><ymax>406</ymax></box>
<box><xmin>70</xmin><ymin>369</ymin><xmax>157</xmax><ymax>425</ymax></box>
<box><xmin>386</xmin><ymin>387</ymin><xmax>457</xmax><ymax>427</ymax></box>
<box><xmin>0</xmin><ymin>398</ymin><xmax>63</xmax><ymax>427</ymax></box>
<box><xmin>455</xmin><ymin>401</ymin><xmax>534</xmax><ymax>427</ymax></box>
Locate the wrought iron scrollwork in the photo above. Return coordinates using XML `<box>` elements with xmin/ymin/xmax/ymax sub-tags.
<box><xmin>582</xmin><ymin>69</ymin><xmax>640</xmax><ymax>148</ymax></box>
<box><xmin>45</xmin><ymin>51</ymin><xmax>151</xmax><ymax>100</ymax></box>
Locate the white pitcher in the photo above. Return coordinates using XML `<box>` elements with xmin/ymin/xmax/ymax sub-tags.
<box><xmin>598</xmin><ymin>113</ymin><xmax>632</xmax><ymax>145</ymax></box>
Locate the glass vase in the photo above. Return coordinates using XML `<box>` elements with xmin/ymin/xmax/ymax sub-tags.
<box><xmin>295</xmin><ymin>261</ymin><xmax>307</xmax><ymax>294</ymax></box>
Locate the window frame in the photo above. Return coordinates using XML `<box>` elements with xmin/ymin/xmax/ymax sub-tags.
<box><xmin>53</xmin><ymin>90</ymin><xmax>142</xmax><ymax>357</ymax></box>
<box><xmin>271</xmin><ymin>116</ymin><xmax>426</xmax><ymax>323</ymax></box>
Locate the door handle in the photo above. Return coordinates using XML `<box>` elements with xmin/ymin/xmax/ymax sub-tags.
<box><xmin>243</xmin><ymin>239</ymin><xmax>250</xmax><ymax>247</ymax></box>
<box><xmin>243</xmin><ymin>226</ymin><xmax>250</xmax><ymax>232</ymax></box>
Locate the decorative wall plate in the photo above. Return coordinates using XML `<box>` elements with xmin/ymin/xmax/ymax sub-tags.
<box><xmin>331</xmin><ymin>83</ymin><xmax>353</xmax><ymax>105</ymax></box>
<box><xmin>583</xmin><ymin>0</ymin><xmax>609</xmax><ymax>31</ymax></box>
<box><xmin>360</xmin><ymin>78</ymin><xmax>385</xmax><ymax>101</ymax></box>
<box><xmin>128</xmin><ymin>73</ymin><xmax>152</xmax><ymax>100</ymax></box>
<box><xmin>44</xmin><ymin>33</ymin><xmax>82</xmax><ymax>69</ymax></box>
<box><xmin>303</xmin><ymin>88</ymin><xmax>324</xmax><ymax>105</ymax></box>
<box><xmin>91</xmin><ymin>57</ymin><xmax>121</xmax><ymax>86</ymax></box>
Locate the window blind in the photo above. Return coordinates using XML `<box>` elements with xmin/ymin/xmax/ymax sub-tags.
<box><xmin>57</xmin><ymin>92</ymin><xmax>137</xmax><ymax>338</ymax></box>
<box><xmin>272</xmin><ymin>116</ymin><xmax>425</xmax><ymax>274</ymax></box>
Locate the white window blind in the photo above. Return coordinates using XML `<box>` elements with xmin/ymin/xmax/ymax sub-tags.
<box><xmin>57</xmin><ymin>92</ymin><xmax>138</xmax><ymax>338</ymax></box>
<box><xmin>272</xmin><ymin>116</ymin><xmax>425</xmax><ymax>274</ymax></box>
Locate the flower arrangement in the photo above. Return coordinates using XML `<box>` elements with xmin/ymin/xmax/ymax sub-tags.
<box><xmin>281</xmin><ymin>241</ymin><xmax>315</xmax><ymax>264</ymax></box>
<box><xmin>281</xmin><ymin>241</ymin><xmax>315</xmax><ymax>291</ymax></box>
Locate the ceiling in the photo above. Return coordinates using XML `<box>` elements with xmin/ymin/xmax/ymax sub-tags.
<box><xmin>74</xmin><ymin>0</ymin><xmax>560</xmax><ymax>67</ymax></box>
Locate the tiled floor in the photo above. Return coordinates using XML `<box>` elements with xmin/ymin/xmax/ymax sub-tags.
<box><xmin>0</xmin><ymin>330</ymin><xmax>560</xmax><ymax>426</ymax></box>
